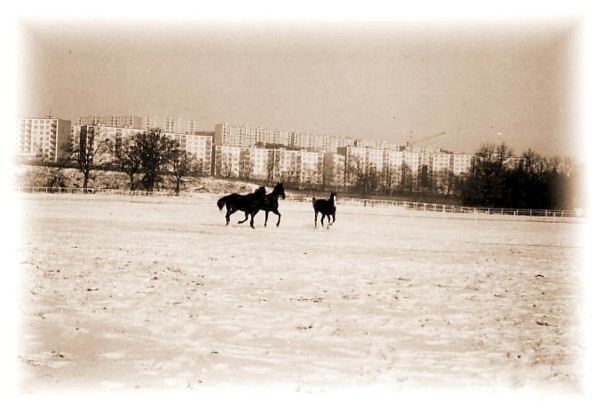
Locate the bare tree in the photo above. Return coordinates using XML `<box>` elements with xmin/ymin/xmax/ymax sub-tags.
<box><xmin>266</xmin><ymin>150</ymin><xmax>275</xmax><ymax>185</ymax></box>
<box><xmin>167</xmin><ymin>144</ymin><xmax>199</xmax><ymax>195</ymax></box>
<box><xmin>400</xmin><ymin>164</ymin><xmax>414</xmax><ymax>192</ymax></box>
<box><xmin>78</xmin><ymin>126</ymin><xmax>110</xmax><ymax>190</ymax></box>
<box><xmin>380</xmin><ymin>163</ymin><xmax>396</xmax><ymax>196</ymax></box>
<box><xmin>219</xmin><ymin>154</ymin><xmax>234</xmax><ymax>178</ymax></box>
<box><xmin>239</xmin><ymin>150</ymin><xmax>254</xmax><ymax>181</ymax></box>
<box><xmin>113</xmin><ymin>135</ymin><xmax>142</xmax><ymax>191</ymax></box>
<box><xmin>346</xmin><ymin>155</ymin><xmax>378</xmax><ymax>196</ymax></box>
<box><xmin>136</xmin><ymin>129</ymin><xmax>177</xmax><ymax>192</ymax></box>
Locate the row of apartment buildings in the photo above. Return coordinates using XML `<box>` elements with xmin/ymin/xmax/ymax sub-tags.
<box><xmin>15</xmin><ymin>116</ymin><xmax>475</xmax><ymax>191</ymax></box>
<box><xmin>215</xmin><ymin>122</ymin><xmax>360</xmax><ymax>152</ymax></box>
<box><xmin>213</xmin><ymin>145</ymin><xmax>473</xmax><ymax>189</ymax></box>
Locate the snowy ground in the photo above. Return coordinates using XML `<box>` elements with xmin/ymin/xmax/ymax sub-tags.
<box><xmin>15</xmin><ymin>192</ymin><xmax>586</xmax><ymax>397</ymax></box>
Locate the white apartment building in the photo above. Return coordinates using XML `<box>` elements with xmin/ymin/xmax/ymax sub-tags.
<box><xmin>341</xmin><ymin>146</ymin><xmax>386</xmax><ymax>171</ymax></box>
<box><xmin>77</xmin><ymin>115</ymin><xmax>197</xmax><ymax>134</ymax></box>
<box><xmin>271</xmin><ymin>149</ymin><xmax>300</xmax><ymax>183</ymax></box>
<box><xmin>325</xmin><ymin>135</ymin><xmax>354</xmax><ymax>153</ymax></box>
<box><xmin>243</xmin><ymin>147</ymin><xmax>270</xmax><ymax>180</ymax></box>
<box><xmin>372</xmin><ymin>140</ymin><xmax>390</xmax><ymax>150</ymax></box>
<box><xmin>76</xmin><ymin>115</ymin><xmax>144</xmax><ymax>129</ymax></box>
<box><xmin>16</xmin><ymin>117</ymin><xmax>72</xmax><ymax>162</ymax></box>
<box><xmin>143</xmin><ymin>116</ymin><xmax>196</xmax><ymax>134</ymax></box>
<box><xmin>214</xmin><ymin>145</ymin><xmax>242</xmax><ymax>178</ymax></box>
<box><xmin>385</xmin><ymin>150</ymin><xmax>404</xmax><ymax>188</ymax></box>
<box><xmin>297</xmin><ymin>151</ymin><xmax>324</xmax><ymax>187</ymax></box>
<box><xmin>263</xmin><ymin>128</ymin><xmax>292</xmax><ymax>147</ymax></box>
<box><xmin>367</xmin><ymin>148</ymin><xmax>386</xmax><ymax>172</ymax></box>
<box><xmin>216</xmin><ymin>122</ymin><xmax>362</xmax><ymax>154</ymax></box>
<box><xmin>431</xmin><ymin>152</ymin><xmax>453</xmax><ymax>174</ymax></box>
<box><xmin>290</xmin><ymin>131</ymin><xmax>314</xmax><ymax>150</ymax></box>
<box><xmin>215</xmin><ymin>123</ymin><xmax>257</xmax><ymax>147</ymax></box>
<box><xmin>323</xmin><ymin>152</ymin><xmax>346</xmax><ymax>188</ymax></box>
<box><xmin>212</xmin><ymin>146</ymin><xmax>330</xmax><ymax>187</ymax></box>
<box><xmin>341</xmin><ymin>146</ymin><xmax>366</xmax><ymax>186</ymax></box>
<box><xmin>184</xmin><ymin>135</ymin><xmax>213</xmax><ymax>175</ymax></box>
<box><xmin>452</xmin><ymin>153</ymin><xmax>474</xmax><ymax>175</ymax></box>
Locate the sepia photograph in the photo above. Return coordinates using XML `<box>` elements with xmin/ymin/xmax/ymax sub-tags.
<box><xmin>3</xmin><ymin>1</ymin><xmax>599</xmax><ymax>411</ymax></box>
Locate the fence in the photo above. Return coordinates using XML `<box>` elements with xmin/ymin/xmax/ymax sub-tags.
<box><xmin>281</xmin><ymin>195</ymin><xmax>583</xmax><ymax>219</ymax></box>
<box><xmin>16</xmin><ymin>186</ymin><xmax>584</xmax><ymax>219</ymax></box>
<box><xmin>342</xmin><ymin>198</ymin><xmax>582</xmax><ymax>219</ymax></box>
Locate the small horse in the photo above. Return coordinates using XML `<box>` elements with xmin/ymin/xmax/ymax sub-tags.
<box><xmin>217</xmin><ymin>186</ymin><xmax>267</xmax><ymax>229</ymax></box>
<box><xmin>313</xmin><ymin>191</ymin><xmax>337</xmax><ymax>228</ymax></box>
<box><xmin>261</xmin><ymin>182</ymin><xmax>286</xmax><ymax>227</ymax></box>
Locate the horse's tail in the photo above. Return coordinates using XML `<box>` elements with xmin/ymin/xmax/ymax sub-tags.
<box><xmin>217</xmin><ymin>196</ymin><xmax>228</xmax><ymax>211</ymax></box>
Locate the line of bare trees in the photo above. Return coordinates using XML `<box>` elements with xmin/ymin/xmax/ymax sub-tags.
<box><xmin>460</xmin><ymin>143</ymin><xmax>582</xmax><ymax>210</ymax></box>
<box><xmin>73</xmin><ymin>128</ymin><xmax>202</xmax><ymax>194</ymax></box>
<box><xmin>342</xmin><ymin>143</ymin><xmax>582</xmax><ymax>210</ymax></box>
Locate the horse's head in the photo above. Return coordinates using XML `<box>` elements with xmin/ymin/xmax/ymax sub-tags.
<box><xmin>275</xmin><ymin>182</ymin><xmax>286</xmax><ymax>199</ymax></box>
<box><xmin>330</xmin><ymin>191</ymin><xmax>337</xmax><ymax>203</ymax></box>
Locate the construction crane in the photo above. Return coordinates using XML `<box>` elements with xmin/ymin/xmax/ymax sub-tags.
<box><xmin>405</xmin><ymin>131</ymin><xmax>447</xmax><ymax>150</ymax></box>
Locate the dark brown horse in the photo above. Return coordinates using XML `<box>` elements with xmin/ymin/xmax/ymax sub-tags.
<box><xmin>217</xmin><ymin>186</ymin><xmax>267</xmax><ymax>229</ymax></box>
<box><xmin>312</xmin><ymin>192</ymin><xmax>337</xmax><ymax>228</ymax></box>
<box><xmin>260</xmin><ymin>183</ymin><xmax>286</xmax><ymax>227</ymax></box>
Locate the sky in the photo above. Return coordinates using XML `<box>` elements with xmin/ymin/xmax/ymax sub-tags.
<box><xmin>9</xmin><ymin>3</ymin><xmax>592</xmax><ymax>159</ymax></box>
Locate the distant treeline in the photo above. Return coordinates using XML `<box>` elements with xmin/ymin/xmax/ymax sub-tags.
<box><xmin>458</xmin><ymin>144</ymin><xmax>583</xmax><ymax>210</ymax></box>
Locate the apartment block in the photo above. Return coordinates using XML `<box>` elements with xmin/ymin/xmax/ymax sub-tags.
<box><xmin>290</xmin><ymin>131</ymin><xmax>314</xmax><ymax>150</ymax></box>
<box><xmin>212</xmin><ymin>146</ymin><xmax>331</xmax><ymax>187</ymax></box>
<box><xmin>183</xmin><ymin>135</ymin><xmax>213</xmax><ymax>175</ymax></box>
<box><xmin>263</xmin><ymin>128</ymin><xmax>292</xmax><ymax>147</ymax></box>
<box><xmin>385</xmin><ymin>149</ymin><xmax>404</xmax><ymax>188</ymax></box>
<box><xmin>216</xmin><ymin>122</ymin><xmax>361</xmax><ymax>154</ymax></box>
<box><xmin>323</xmin><ymin>152</ymin><xmax>346</xmax><ymax>188</ymax></box>
<box><xmin>214</xmin><ymin>145</ymin><xmax>242</xmax><ymax>178</ymax></box>
<box><xmin>271</xmin><ymin>149</ymin><xmax>300</xmax><ymax>183</ymax></box>
<box><xmin>143</xmin><ymin>116</ymin><xmax>196</xmax><ymax>134</ymax></box>
<box><xmin>243</xmin><ymin>147</ymin><xmax>271</xmax><ymax>180</ymax></box>
<box><xmin>215</xmin><ymin>123</ymin><xmax>254</xmax><ymax>147</ymax></box>
<box><xmin>77</xmin><ymin>115</ymin><xmax>196</xmax><ymax>134</ymax></box>
<box><xmin>297</xmin><ymin>151</ymin><xmax>324</xmax><ymax>187</ymax></box>
<box><xmin>338</xmin><ymin>146</ymin><xmax>387</xmax><ymax>186</ymax></box>
<box><xmin>16</xmin><ymin>117</ymin><xmax>72</xmax><ymax>162</ymax></box>
<box><xmin>76</xmin><ymin>115</ymin><xmax>144</xmax><ymax>129</ymax></box>
<box><xmin>452</xmin><ymin>153</ymin><xmax>474</xmax><ymax>175</ymax></box>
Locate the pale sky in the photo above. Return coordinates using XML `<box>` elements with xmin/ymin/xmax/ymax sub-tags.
<box><xmin>14</xmin><ymin>10</ymin><xmax>585</xmax><ymax>158</ymax></box>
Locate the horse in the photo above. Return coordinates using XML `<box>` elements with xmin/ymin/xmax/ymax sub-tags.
<box><xmin>312</xmin><ymin>191</ymin><xmax>337</xmax><ymax>228</ymax></box>
<box><xmin>217</xmin><ymin>186</ymin><xmax>267</xmax><ymax>229</ymax></box>
<box><xmin>260</xmin><ymin>182</ymin><xmax>286</xmax><ymax>227</ymax></box>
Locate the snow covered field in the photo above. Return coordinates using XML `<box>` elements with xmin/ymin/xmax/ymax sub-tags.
<box><xmin>16</xmin><ymin>193</ymin><xmax>585</xmax><ymax>395</ymax></box>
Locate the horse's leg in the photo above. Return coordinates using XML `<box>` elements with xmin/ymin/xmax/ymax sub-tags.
<box><xmin>314</xmin><ymin>211</ymin><xmax>318</xmax><ymax>227</ymax></box>
<box><xmin>274</xmin><ymin>209</ymin><xmax>281</xmax><ymax>227</ymax></box>
<box><xmin>225</xmin><ymin>207</ymin><xmax>231</xmax><ymax>225</ymax></box>
<box><xmin>250</xmin><ymin>211</ymin><xmax>256</xmax><ymax>229</ymax></box>
<box><xmin>264</xmin><ymin>210</ymin><xmax>269</xmax><ymax>226</ymax></box>
<box><xmin>331</xmin><ymin>211</ymin><xmax>335</xmax><ymax>225</ymax></box>
<box><xmin>238</xmin><ymin>211</ymin><xmax>249</xmax><ymax>224</ymax></box>
<box><xmin>321</xmin><ymin>213</ymin><xmax>326</xmax><ymax>227</ymax></box>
